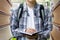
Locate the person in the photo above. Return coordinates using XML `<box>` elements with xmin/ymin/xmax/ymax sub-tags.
<box><xmin>10</xmin><ymin>0</ymin><xmax>52</xmax><ymax>40</ymax></box>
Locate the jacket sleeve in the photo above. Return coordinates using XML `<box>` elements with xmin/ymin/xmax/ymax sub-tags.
<box><xmin>10</xmin><ymin>9</ymin><xmax>23</xmax><ymax>37</ymax></box>
<box><xmin>38</xmin><ymin>7</ymin><xmax>52</xmax><ymax>38</ymax></box>
<box><xmin>42</xmin><ymin>8</ymin><xmax>52</xmax><ymax>38</ymax></box>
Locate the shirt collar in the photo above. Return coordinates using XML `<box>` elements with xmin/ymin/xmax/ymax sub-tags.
<box><xmin>23</xmin><ymin>2</ymin><xmax>40</xmax><ymax>12</ymax></box>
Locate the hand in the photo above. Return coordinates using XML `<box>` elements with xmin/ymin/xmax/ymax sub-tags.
<box><xmin>25</xmin><ymin>28</ymin><xmax>38</xmax><ymax>39</ymax></box>
<box><xmin>25</xmin><ymin>28</ymin><xmax>36</xmax><ymax>34</ymax></box>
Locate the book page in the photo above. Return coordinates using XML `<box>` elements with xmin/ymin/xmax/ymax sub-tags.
<box><xmin>14</xmin><ymin>28</ymin><xmax>42</xmax><ymax>35</ymax></box>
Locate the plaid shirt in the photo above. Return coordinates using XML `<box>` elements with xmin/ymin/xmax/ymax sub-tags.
<box><xmin>10</xmin><ymin>3</ymin><xmax>52</xmax><ymax>40</ymax></box>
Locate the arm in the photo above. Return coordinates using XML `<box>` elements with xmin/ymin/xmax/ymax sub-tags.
<box><xmin>43</xmin><ymin>8</ymin><xmax>52</xmax><ymax>38</ymax></box>
<box><xmin>10</xmin><ymin>9</ymin><xmax>22</xmax><ymax>37</ymax></box>
<box><xmin>38</xmin><ymin>6</ymin><xmax>52</xmax><ymax>38</ymax></box>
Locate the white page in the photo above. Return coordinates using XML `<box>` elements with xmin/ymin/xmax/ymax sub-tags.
<box><xmin>14</xmin><ymin>28</ymin><xmax>42</xmax><ymax>36</ymax></box>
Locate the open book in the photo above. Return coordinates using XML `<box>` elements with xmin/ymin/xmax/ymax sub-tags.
<box><xmin>14</xmin><ymin>28</ymin><xmax>42</xmax><ymax>36</ymax></box>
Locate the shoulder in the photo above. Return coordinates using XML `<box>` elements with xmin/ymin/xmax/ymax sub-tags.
<box><xmin>11</xmin><ymin>3</ymin><xmax>23</xmax><ymax>14</ymax></box>
<box><xmin>11</xmin><ymin>6</ymin><xmax>19</xmax><ymax>13</ymax></box>
<box><xmin>11</xmin><ymin>5</ymin><xmax>19</xmax><ymax>16</ymax></box>
<box><xmin>11</xmin><ymin>3</ymin><xmax>23</xmax><ymax>12</ymax></box>
<box><xmin>37</xmin><ymin>3</ymin><xmax>44</xmax><ymax>9</ymax></box>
